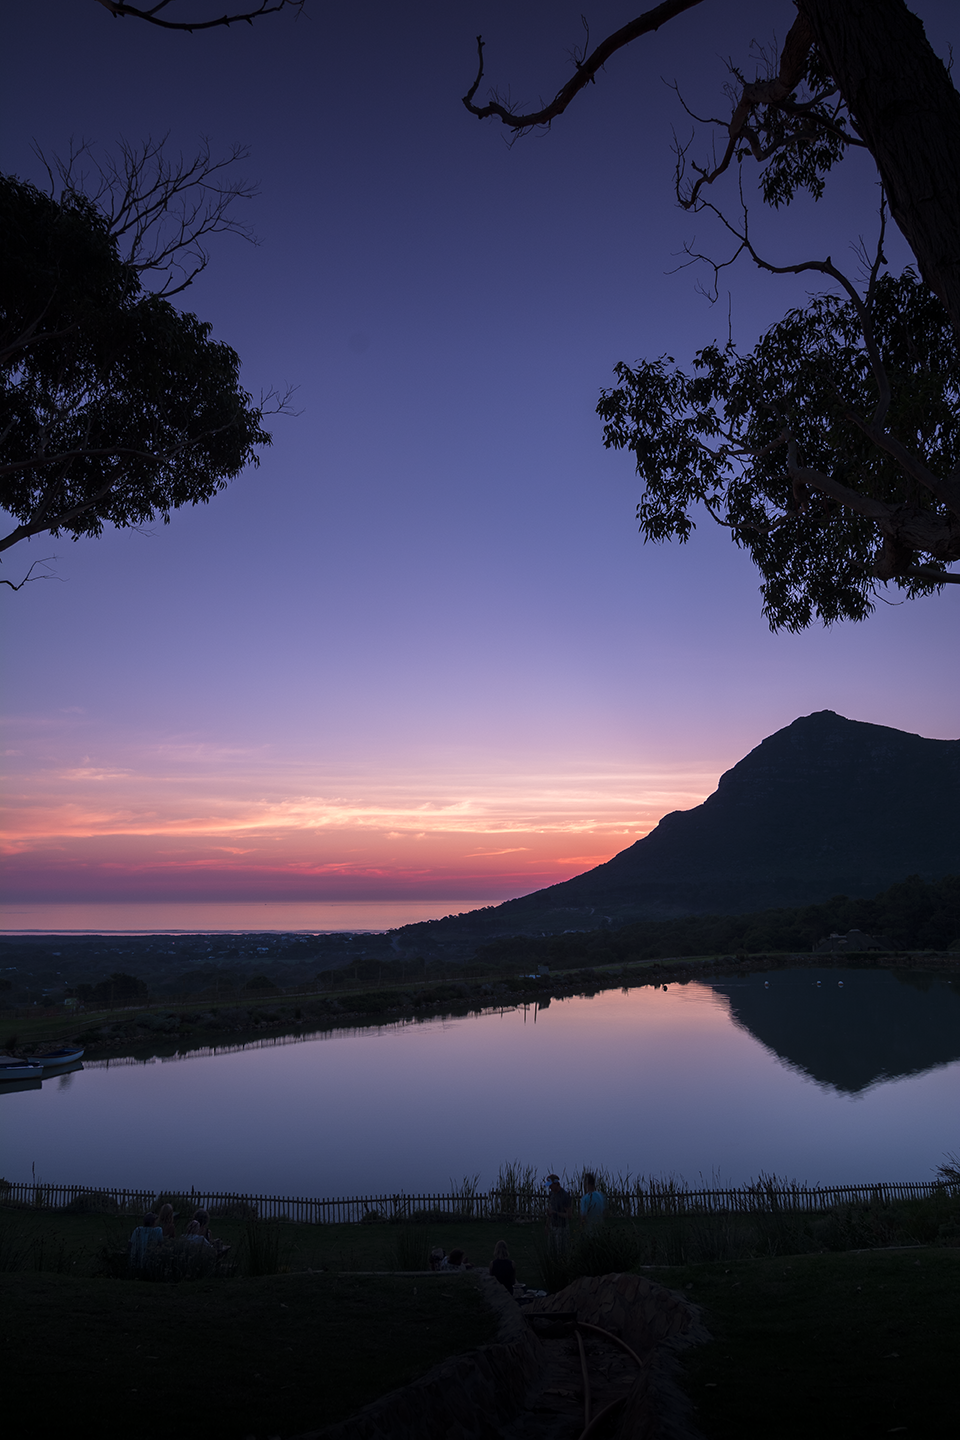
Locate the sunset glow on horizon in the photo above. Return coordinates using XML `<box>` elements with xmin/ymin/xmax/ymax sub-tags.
<box><xmin>2</xmin><ymin>714</ymin><xmax>717</xmax><ymax>902</ymax></box>
<box><xmin>2</xmin><ymin>1</ymin><xmax>957</xmax><ymax>927</ymax></box>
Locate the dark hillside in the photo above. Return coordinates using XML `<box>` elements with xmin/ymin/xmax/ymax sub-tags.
<box><xmin>395</xmin><ymin>712</ymin><xmax>960</xmax><ymax>945</ymax></box>
<box><xmin>469</xmin><ymin>873</ymin><xmax>960</xmax><ymax>973</ymax></box>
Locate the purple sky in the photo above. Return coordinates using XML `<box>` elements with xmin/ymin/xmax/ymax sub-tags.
<box><xmin>2</xmin><ymin>1</ymin><xmax>957</xmax><ymax>924</ymax></box>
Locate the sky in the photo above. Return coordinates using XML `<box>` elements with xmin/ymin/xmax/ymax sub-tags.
<box><xmin>2</xmin><ymin>0</ymin><xmax>958</xmax><ymax>930</ymax></box>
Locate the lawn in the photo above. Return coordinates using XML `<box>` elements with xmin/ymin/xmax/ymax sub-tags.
<box><xmin>3</xmin><ymin>1268</ymin><xmax>499</xmax><ymax>1438</ymax></box>
<box><xmin>5</xmin><ymin>1206</ymin><xmax>959</xmax><ymax>1438</ymax></box>
<box><xmin>0</xmin><ymin>1206</ymin><xmax>548</xmax><ymax>1282</ymax></box>
<box><xmin>653</xmin><ymin>1248</ymin><xmax>960</xmax><ymax>1439</ymax></box>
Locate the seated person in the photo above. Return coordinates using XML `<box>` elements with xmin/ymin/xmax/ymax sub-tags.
<box><xmin>191</xmin><ymin>1208</ymin><xmax>229</xmax><ymax>1254</ymax></box>
<box><xmin>440</xmin><ymin>1248</ymin><xmax>470</xmax><ymax>1271</ymax></box>
<box><xmin>428</xmin><ymin>1247</ymin><xmax>445</xmax><ymax>1272</ymax></box>
<box><xmin>489</xmin><ymin>1240</ymin><xmax>516</xmax><ymax>1292</ymax></box>
<box><xmin>156</xmin><ymin>1203</ymin><xmax>177</xmax><ymax>1240</ymax></box>
<box><xmin>182</xmin><ymin>1219</ymin><xmax>214</xmax><ymax>1247</ymax></box>
<box><xmin>129</xmin><ymin>1213</ymin><xmax>163</xmax><ymax>1269</ymax></box>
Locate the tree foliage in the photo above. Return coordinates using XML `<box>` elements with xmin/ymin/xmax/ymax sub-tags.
<box><xmin>472</xmin><ymin>874</ymin><xmax>960</xmax><ymax>969</ymax></box>
<box><xmin>463</xmin><ymin>1</ymin><xmax>960</xmax><ymax>624</ymax></box>
<box><xmin>0</xmin><ymin>173</ymin><xmax>273</xmax><ymax>564</ymax></box>
<box><xmin>598</xmin><ymin>269</ymin><xmax>960</xmax><ymax>629</ymax></box>
<box><xmin>74</xmin><ymin>970</ymin><xmax>148</xmax><ymax>1006</ymax></box>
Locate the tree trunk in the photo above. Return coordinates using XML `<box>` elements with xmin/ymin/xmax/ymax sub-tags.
<box><xmin>797</xmin><ymin>0</ymin><xmax>960</xmax><ymax>340</ymax></box>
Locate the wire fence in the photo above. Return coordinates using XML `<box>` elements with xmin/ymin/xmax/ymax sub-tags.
<box><xmin>0</xmin><ymin>1176</ymin><xmax>949</xmax><ymax>1224</ymax></box>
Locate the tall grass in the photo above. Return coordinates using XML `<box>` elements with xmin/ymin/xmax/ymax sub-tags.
<box><xmin>239</xmin><ymin>1219</ymin><xmax>287</xmax><ymax>1277</ymax></box>
<box><xmin>391</xmin><ymin>1227</ymin><xmax>432</xmax><ymax>1271</ymax></box>
<box><xmin>493</xmin><ymin>1161</ymin><xmax>539</xmax><ymax>1219</ymax></box>
<box><xmin>532</xmin><ymin>1187</ymin><xmax>960</xmax><ymax>1290</ymax></box>
<box><xmin>450</xmin><ymin>1174</ymin><xmax>481</xmax><ymax>1220</ymax></box>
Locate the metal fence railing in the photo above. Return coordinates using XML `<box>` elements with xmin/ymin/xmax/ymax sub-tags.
<box><xmin>0</xmin><ymin>1176</ymin><xmax>949</xmax><ymax>1224</ymax></box>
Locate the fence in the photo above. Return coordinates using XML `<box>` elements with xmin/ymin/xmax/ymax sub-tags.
<box><xmin>0</xmin><ymin>1176</ymin><xmax>949</xmax><ymax>1224</ymax></box>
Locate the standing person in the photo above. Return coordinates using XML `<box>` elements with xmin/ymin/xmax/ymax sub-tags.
<box><xmin>489</xmin><ymin>1240</ymin><xmax>517</xmax><ymax>1293</ymax></box>
<box><xmin>545</xmin><ymin>1174</ymin><xmax>572</xmax><ymax>1254</ymax></box>
<box><xmin>580</xmin><ymin>1172</ymin><xmax>606</xmax><ymax>1231</ymax></box>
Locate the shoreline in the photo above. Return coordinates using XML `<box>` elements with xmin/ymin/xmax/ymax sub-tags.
<box><xmin>4</xmin><ymin>949</ymin><xmax>957</xmax><ymax>1065</ymax></box>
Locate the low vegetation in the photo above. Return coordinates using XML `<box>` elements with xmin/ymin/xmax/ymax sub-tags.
<box><xmin>473</xmin><ymin>873</ymin><xmax>960</xmax><ymax>973</ymax></box>
<box><xmin>666</xmin><ymin>1249</ymin><xmax>960</xmax><ymax>1439</ymax></box>
<box><xmin>2</xmin><ymin>1266</ymin><xmax>498</xmax><ymax>1438</ymax></box>
<box><xmin>3</xmin><ymin>1192</ymin><xmax>959</xmax><ymax>1438</ymax></box>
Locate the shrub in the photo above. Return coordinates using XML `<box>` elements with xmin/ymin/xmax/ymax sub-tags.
<box><xmin>240</xmin><ymin>1219</ymin><xmax>286</xmax><ymax>1277</ymax></box>
<box><xmin>209</xmin><ymin>1199</ymin><xmax>259</xmax><ymax>1221</ymax></box>
<box><xmin>64</xmin><ymin>1190</ymin><xmax>119</xmax><ymax>1215</ymax></box>
<box><xmin>392</xmin><ymin>1228</ymin><xmax>432</xmax><ymax>1271</ymax></box>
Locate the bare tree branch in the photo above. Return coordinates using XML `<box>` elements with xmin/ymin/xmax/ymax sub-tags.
<box><xmin>462</xmin><ymin>0</ymin><xmax>708</xmax><ymax>130</ymax></box>
<box><xmin>37</xmin><ymin>137</ymin><xmax>258</xmax><ymax>296</ymax></box>
<box><xmin>93</xmin><ymin>0</ymin><xmax>304</xmax><ymax>34</ymax></box>
<box><xmin>0</xmin><ymin>557</ymin><xmax>62</xmax><ymax>592</ymax></box>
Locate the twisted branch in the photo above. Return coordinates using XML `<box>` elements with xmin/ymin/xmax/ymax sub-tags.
<box><xmin>94</xmin><ymin>0</ymin><xmax>304</xmax><ymax>33</ymax></box>
<box><xmin>462</xmin><ymin>0</ymin><xmax>707</xmax><ymax>130</ymax></box>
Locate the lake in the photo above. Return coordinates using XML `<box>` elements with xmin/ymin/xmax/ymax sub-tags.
<box><xmin>3</xmin><ymin>967</ymin><xmax>958</xmax><ymax>1198</ymax></box>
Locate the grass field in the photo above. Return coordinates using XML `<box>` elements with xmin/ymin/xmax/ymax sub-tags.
<box><xmin>658</xmin><ymin>1248</ymin><xmax>960</xmax><ymax>1439</ymax></box>
<box><xmin>0</xmin><ymin>1206</ymin><xmax>548</xmax><ymax>1281</ymax></box>
<box><xmin>3</xmin><ymin>1268</ymin><xmax>499</xmax><ymax>1437</ymax></box>
<box><xmin>4</xmin><ymin>1205</ymin><xmax>959</xmax><ymax>1437</ymax></box>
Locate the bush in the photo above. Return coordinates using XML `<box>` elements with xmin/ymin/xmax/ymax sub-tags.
<box><xmin>239</xmin><ymin>1220</ymin><xmax>288</xmax><ymax>1277</ymax></box>
<box><xmin>244</xmin><ymin>976</ymin><xmax>281</xmax><ymax>996</ymax></box>
<box><xmin>392</xmin><ymin>1228</ymin><xmax>433</xmax><ymax>1271</ymax></box>
<box><xmin>64</xmin><ymin>1190</ymin><xmax>119</xmax><ymax>1215</ymax></box>
<box><xmin>209</xmin><ymin>1199</ymin><xmax>259</xmax><ymax>1221</ymax></box>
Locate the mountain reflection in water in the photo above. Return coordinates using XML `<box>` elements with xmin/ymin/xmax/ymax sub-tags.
<box><xmin>710</xmin><ymin>967</ymin><xmax>960</xmax><ymax>1094</ymax></box>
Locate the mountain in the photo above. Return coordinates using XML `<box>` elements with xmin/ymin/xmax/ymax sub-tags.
<box><xmin>398</xmin><ymin>711</ymin><xmax>960</xmax><ymax>944</ymax></box>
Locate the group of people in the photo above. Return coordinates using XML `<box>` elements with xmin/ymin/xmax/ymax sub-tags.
<box><xmin>427</xmin><ymin>1173</ymin><xmax>606</xmax><ymax>1294</ymax></box>
<box><xmin>546</xmin><ymin>1171</ymin><xmax>605</xmax><ymax>1252</ymax></box>
<box><xmin>128</xmin><ymin>1203</ymin><xmax>229</xmax><ymax>1269</ymax></box>
<box><xmin>427</xmin><ymin>1240</ymin><xmax>518</xmax><ymax>1291</ymax></box>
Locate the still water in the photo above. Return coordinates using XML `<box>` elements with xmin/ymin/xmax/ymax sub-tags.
<box><xmin>3</xmin><ymin>968</ymin><xmax>958</xmax><ymax>1197</ymax></box>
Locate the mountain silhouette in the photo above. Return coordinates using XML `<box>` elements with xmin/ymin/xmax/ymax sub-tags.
<box><xmin>400</xmin><ymin>711</ymin><xmax>960</xmax><ymax>940</ymax></box>
<box><xmin>710</xmin><ymin>967</ymin><xmax>960</xmax><ymax>1094</ymax></box>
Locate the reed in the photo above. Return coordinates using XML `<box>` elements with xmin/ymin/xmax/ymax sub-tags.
<box><xmin>239</xmin><ymin>1218</ymin><xmax>287</xmax><ymax>1277</ymax></box>
<box><xmin>391</xmin><ymin>1227</ymin><xmax>432</xmax><ymax>1271</ymax></box>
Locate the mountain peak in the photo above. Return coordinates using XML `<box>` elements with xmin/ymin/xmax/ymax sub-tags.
<box><xmin>406</xmin><ymin>713</ymin><xmax>960</xmax><ymax>940</ymax></box>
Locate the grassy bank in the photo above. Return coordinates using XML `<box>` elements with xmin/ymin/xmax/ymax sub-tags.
<box><xmin>5</xmin><ymin>948</ymin><xmax>957</xmax><ymax>1062</ymax></box>
<box><xmin>5</xmin><ymin>1183</ymin><xmax>959</xmax><ymax>1284</ymax></box>
<box><xmin>661</xmin><ymin>1248</ymin><xmax>960</xmax><ymax>1439</ymax></box>
<box><xmin>4</xmin><ymin>1202</ymin><xmax>959</xmax><ymax>1438</ymax></box>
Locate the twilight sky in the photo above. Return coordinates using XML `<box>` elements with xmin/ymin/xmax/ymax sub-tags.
<box><xmin>2</xmin><ymin>0</ymin><xmax>957</xmax><ymax>927</ymax></box>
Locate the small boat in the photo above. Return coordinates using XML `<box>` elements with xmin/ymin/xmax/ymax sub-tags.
<box><xmin>0</xmin><ymin>1075</ymin><xmax>43</xmax><ymax>1094</ymax></box>
<box><xmin>22</xmin><ymin>1046</ymin><xmax>85</xmax><ymax>1070</ymax></box>
<box><xmin>0</xmin><ymin>1059</ymin><xmax>45</xmax><ymax>1081</ymax></box>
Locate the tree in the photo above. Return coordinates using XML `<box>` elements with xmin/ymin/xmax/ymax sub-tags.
<box><xmin>92</xmin><ymin>0</ymin><xmax>304</xmax><ymax>33</ymax></box>
<box><xmin>463</xmin><ymin>0</ymin><xmax>960</xmax><ymax>623</ymax></box>
<box><xmin>0</xmin><ymin>145</ymin><xmax>286</xmax><ymax>577</ymax></box>
<box><xmin>75</xmin><ymin>971</ymin><xmax>148</xmax><ymax>1006</ymax></box>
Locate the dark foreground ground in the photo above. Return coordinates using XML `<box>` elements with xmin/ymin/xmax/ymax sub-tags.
<box><xmin>3</xmin><ymin>1205</ymin><xmax>957</xmax><ymax>1438</ymax></box>
<box><xmin>660</xmin><ymin>1248</ymin><xmax>959</xmax><ymax>1440</ymax></box>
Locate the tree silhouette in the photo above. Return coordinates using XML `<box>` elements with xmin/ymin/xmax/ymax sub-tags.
<box><xmin>1</xmin><ymin>146</ymin><xmax>292</xmax><ymax>576</ymax></box>
<box><xmin>463</xmin><ymin>1</ymin><xmax>960</xmax><ymax>623</ymax></box>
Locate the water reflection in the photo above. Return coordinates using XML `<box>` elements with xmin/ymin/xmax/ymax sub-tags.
<box><xmin>710</xmin><ymin>968</ymin><xmax>960</xmax><ymax>1094</ymax></box>
<box><xmin>1</xmin><ymin>973</ymin><xmax>957</xmax><ymax>1196</ymax></box>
